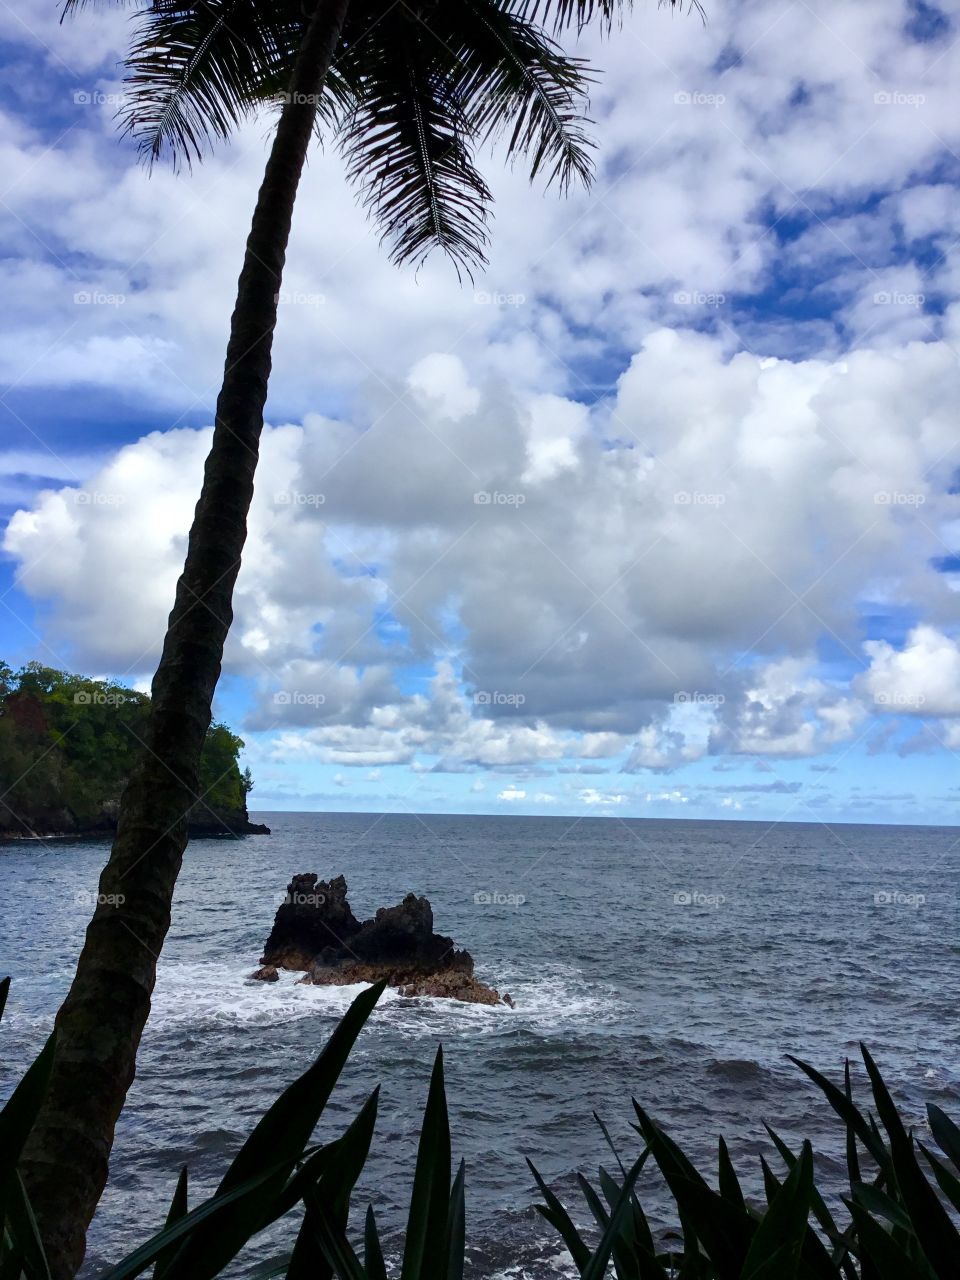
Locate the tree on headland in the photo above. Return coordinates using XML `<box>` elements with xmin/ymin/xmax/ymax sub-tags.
<box><xmin>22</xmin><ymin>0</ymin><xmax>701</xmax><ymax>1272</ymax></box>
<box><xmin>0</xmin><ymin>662</ymin><xmax>251</xmax><ymax>834</ymax></box>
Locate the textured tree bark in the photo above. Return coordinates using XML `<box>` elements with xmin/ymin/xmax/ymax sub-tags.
<box><xmin>20</xmin><ymin>1</ymin><xmax>351</xmax><ymax>1273</ymax></box>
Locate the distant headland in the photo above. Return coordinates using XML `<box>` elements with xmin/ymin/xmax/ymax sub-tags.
<box><xmin>0</xmin><ymin>659</ymin><xmax>267</xmax><ymax>840</ymax></box>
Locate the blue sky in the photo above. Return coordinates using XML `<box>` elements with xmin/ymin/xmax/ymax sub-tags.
<box><xmin>1</xmin><ymin>0</ymin><xmax>960</xmax><ymax>824</ymax></box>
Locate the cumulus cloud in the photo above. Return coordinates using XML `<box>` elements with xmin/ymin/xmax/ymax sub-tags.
<box><xmin>711</xmin><ymin>658</ymin><xmax>868</xmax><ymax>759</ymax></box>
<box><xmin>862</xmin><ymin>626</ymin><xmax>960</xmax><ymax>715</ymax></box>
<box><xmin>579</xmin><ymin>788</ymin><xmax>628</xmax><ymax>806</ymax></box>
<box><xmin>5</xmin><ymin>327</ymin><xmax>960</xmax><ymax>774</ymax></box>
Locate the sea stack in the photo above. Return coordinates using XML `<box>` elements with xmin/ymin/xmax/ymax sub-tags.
<box><xmin>251</xmin><ymin>873</ymin><xmax>512</xmax><ymax>1006</ymax></box>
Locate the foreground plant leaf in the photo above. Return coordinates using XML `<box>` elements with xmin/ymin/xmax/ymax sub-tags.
<box><xmin>400</xmin><ymin>1046</ymin><xmax>453</xmax><ymax>1280</ymax></box>
<box><xmin>633</xmin><ymin>1101</ymin><xmax>751</xmax><ymax>1274</ymax></box>
<box><xmin>860</xmin><ymin>1044</ymin><xmax>960</xmax><ymax>1279</ymax></box>
<box><xmin>160</xmin><ymin>981</ymin><xmax>385</xmax><ymax>1279</ymax></box>
<box><xmin>580</xmin><ymin>1154</ymin><xmax>646</xmax><ymax>1280</ymax></box>
<box><xmin>99</xmin><ymin>1156</ymin><xmax>312</xmax><ymax>1280</ymax></box>
<box><xmin>287</xmin><ymin>1087</ymin><xmax>380</xmax><ymax>1279</ymax></box>
<box><xmin>926</xmin><ymin>1104</ymin><xmax>960</xmax><ymax>1171</ymax></box>
<box><xmin>528</xmin><ymin>1158</ymin><xmax>591</xmax><ymax>1271</ymax></box>
<box><xmin>2</xmin><ymin>1172</ymin><xmax>51</xmax><ymax>1280</ymax></box>
<box><xmin>847</xmin><ymin>1202</ymin><xmax>935</xmax><ymax>1280</ymax></box>
<box><xmin>0</xmin><ymin>1033</ymin><xmax>56</xmax><ymax>1179</ymax></box>
<box><xmin>446</xmin><ymin>1159</ymin><xmax>466</xmax><ymax>1280</ymax></box>
<box><xmin>741</xmin><ymin>1142</ymin><xmax>813</xmax><ymax>1279</ymax></box>
<box><xmin>363</xmin><ymin>1206</ymin><xmax>387</xmax><ymax>1280</ymax></box>
<box><xmin>153</xmin><ymin>1166</ymin><xmax>188</xmax><ymax>1280</ymax></box>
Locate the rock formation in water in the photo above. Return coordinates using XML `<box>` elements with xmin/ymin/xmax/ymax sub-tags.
<box><xmin>251</xmin><ymin>873</ymin><xmax>512</xmax><ymax>1006</ymax></box>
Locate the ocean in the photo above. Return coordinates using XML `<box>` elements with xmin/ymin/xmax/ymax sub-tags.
<box><xmin>2</xmin><ymin>811</ymin><xmax>959</xmax><ymax>1276</ymax></box>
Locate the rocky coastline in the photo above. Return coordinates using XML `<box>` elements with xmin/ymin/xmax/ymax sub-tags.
<box><xmin>0</xmin><ymin>802</ymin><xmax>270</xmax><ymax>840</ymax></box>
<box><xmin>250</xmin><ymin>873</ymin><xmax>513</xmax><ymax>1007</ymax></box>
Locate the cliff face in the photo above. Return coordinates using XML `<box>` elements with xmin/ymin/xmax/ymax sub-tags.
<box><xmin>0</xmin><ymin>802</ymin><xmax>269</xmax><ymax>840</ymax></box>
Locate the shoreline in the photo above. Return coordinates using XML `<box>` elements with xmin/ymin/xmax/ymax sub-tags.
<box><xmin>0</xmin><ymin>815</ymin><xmax>271</xmax><ymax>842</ymax></box>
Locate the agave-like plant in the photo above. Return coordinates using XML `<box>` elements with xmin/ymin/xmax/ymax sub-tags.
<box><xmin>7</xmin><ymin>971</ymin><xmax>960</xmax><ymax>1280</ymax></box>
<box><xmin>533</xmin><ymin>1045</ymin><xmax>960</xmax><ymax>1279</ymax></box>
<box><xmin>3</xmin><ymin>978</ymin><xmax>468</xmax><ymax>1280</ymax></box>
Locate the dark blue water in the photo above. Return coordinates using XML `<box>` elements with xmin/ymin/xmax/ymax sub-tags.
<box><xmin>2</xmin><ymin>812</ymin><xmax>960</xmax><ymax>1276</ymax></box>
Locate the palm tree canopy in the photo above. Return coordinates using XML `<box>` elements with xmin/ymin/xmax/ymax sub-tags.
<box><xmin>70</xmin><ymin>0</ymin><xmax>694</xmax><ymax>274</ymax></box>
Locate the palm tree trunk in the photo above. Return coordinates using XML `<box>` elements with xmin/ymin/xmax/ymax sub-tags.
<box><xmin>21</xmin><ymin>1</ymin><xmax>351</xmax><ymax>1272</ymax></box>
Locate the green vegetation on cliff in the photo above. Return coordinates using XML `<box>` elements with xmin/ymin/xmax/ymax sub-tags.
<box><xmin>0</xmin><ymin>660</ymin><xmax>253</xmax><ymax>833</ymax></box>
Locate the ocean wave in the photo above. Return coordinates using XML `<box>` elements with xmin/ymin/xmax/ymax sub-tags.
<box><xmin>147</xmin><ymin>961</ymin><xmax>401</xmax><ymax>1028</ymax></box>
<box><xmin>706</xmin><ymin>1057</ymin><xmax>765</xmax><ymax>1082</ymax></box>
<box><xmin>134</xmin><ymin>958</ymin><xmax>625</xmax><ymax>1039</ymax></box>
<box><xmin>487</xmin><ymin>1245</ymin><xmax>580</xmax><ymax>1280</ymax></box>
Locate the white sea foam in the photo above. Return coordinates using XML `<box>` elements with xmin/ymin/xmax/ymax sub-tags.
<box><xmin>147</xmin><ymin>961</ymin><xmax>397</xmax><ymax>1028</ymax></box>
<box><xmin>488</xmin><ymin>1247</ymin><xmax>580</xmax><ymax>1279</ymax></box>
<box><xmin>139</xmin><ymin>957</ymin><xmax>624</xmax><ymax>1036</ymax></box>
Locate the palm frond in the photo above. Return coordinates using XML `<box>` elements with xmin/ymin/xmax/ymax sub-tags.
<box><xmin>118</xmin><ymin>0</ymin><xmax>324</xmax><ymax>167</ymax></box>
<box><xmin>516</xmin><ymin>0</ymin><xmax>622</xmax><ymax>34</ymax></box>
<box><xmin>517</xmin><ymin>0</ymin><xmax>703</xmax><ymax>35</ymax></box>
<box><xmin>61</xmin><ymin>0</ymin><xmax>133</xmax><ymax>18</ymax></box>
<box><xmin>423</xmin><ymin>0</ymin><xmax>596</xmax><ymax>192</ymax></box>
<box><xmin>338</xmin><ymin>12</ymin><xmax>492</xmax><ymax>278</ymax></box>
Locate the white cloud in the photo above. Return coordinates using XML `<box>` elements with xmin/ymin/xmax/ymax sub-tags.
<box><xmin>712</xmin><ymin>657</ymin><xmax>867</xmax><ymax>758</ymax></box>
<box><xmin>5</xmin><ymin>326</ymin><xmax>959</xmax><ymax>772</ymax></box>
<box><xmin>1</xmin><ymin>0</ymin><xmax>957</xmax><ymax>412</ymax></box>
<box><xmin>579</xmin><ymin>788</ymin><xmax>627</xmax><ymax>806</ymax></box>
<box><xmin>862</xmin><ymin>626</ymin><xmax>960</xmax><ymax>716</ymax></box>
<box><xmin>407</xmin><ymin>354</ymin><xmax>480</xmax><ymax>422</ymax></box>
